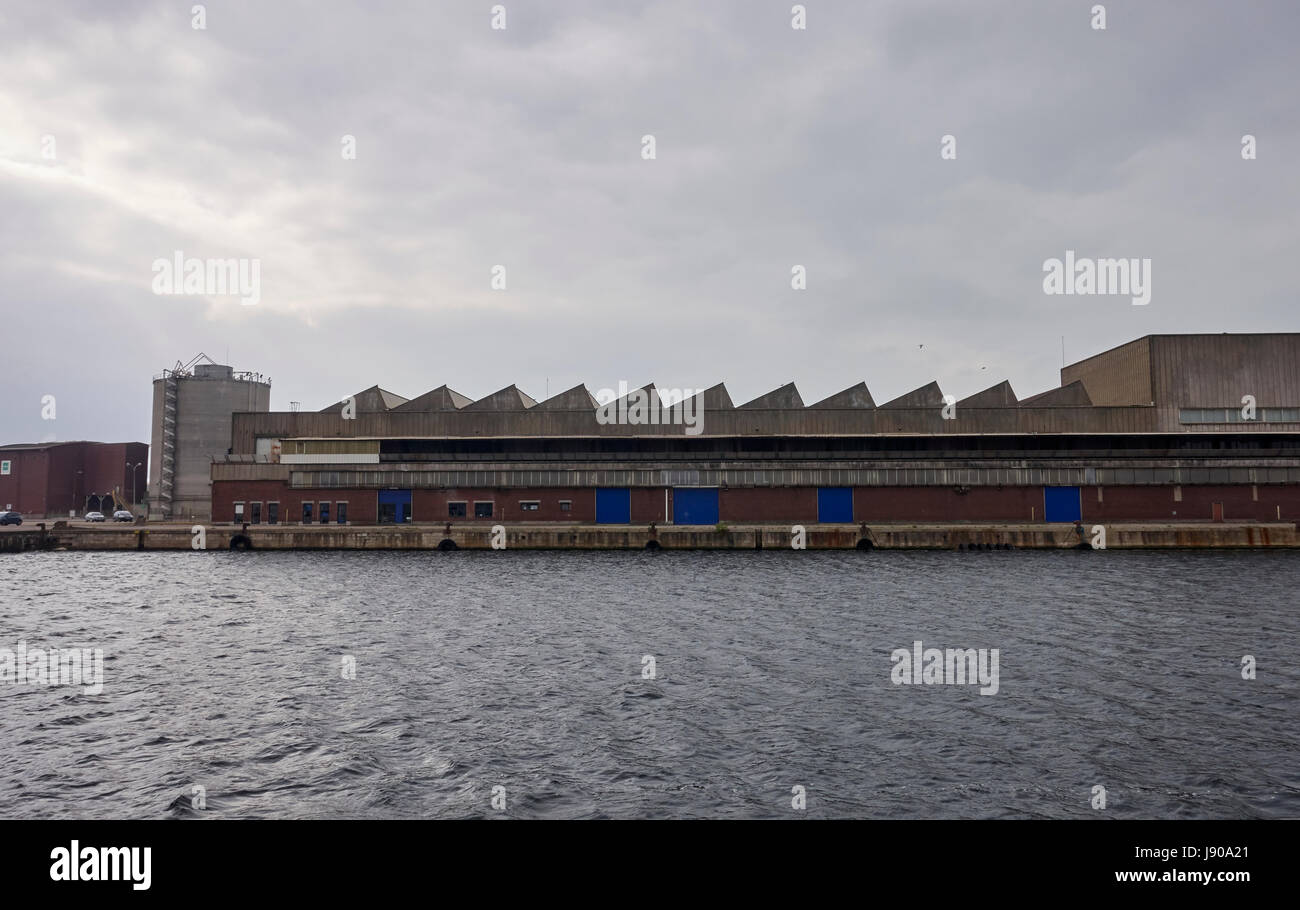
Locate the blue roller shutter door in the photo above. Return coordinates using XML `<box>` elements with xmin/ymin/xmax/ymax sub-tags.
<box><xmin>817</xmin><ymin>487</ymin><xmax>853</xmax><ymax>523</ymax></box>
<box><xmin>596</xmin><ymin>488</ymin><xmax>631</xmax><ymax>524</ymax></box>
<box><xmin>673</xmin><ymin>488</ymin><xmax>719</xmax><ymax>525</ymax></box>
<box><xmin>1043</xmin><ymin>486</ymin><xmax>1082</xmax><ymax>522</ymax></box>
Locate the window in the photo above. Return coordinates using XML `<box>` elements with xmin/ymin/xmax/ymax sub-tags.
<box><xmin>267</xmin><ymin>502</ymin><xmax>279</xmax><ymax>525</ymax></box>
<box><xmin>251</xmin><ymin>502</ymin><xmax>262</xmax><ymax>524</ymax></box>
<box><xmin>519</xmin><ymin>501</ymin><xmax>539</xmax><ymax>511</ymax></box>
<box><xmin>560</xmin><ymin>500</ymin><xmax>572</xmax><ymax>512</ymax></box>
<box><xmin>474</xmin><ymin>501</ymin><xmax>493</xmax><ymax>518</ymax></box>
<box><xmin>1180</xmin><ymin>407</ymin><xmax>1300</xmax><ymax>424</ymax></box>
<box><xmin>336</xmin><ymin>501</ymin><xmax>348</xmax><ymax>524</ymax></box>
<box><xmin>1179</xmin><ymin>408</ymin><xmax>1227</xmax><ymax>424</ymax></box>
<box><xmin>448</xmin><ymin>501</ymin><xmax>467</xmax><ymax>517</ymax></box>
<box><xmin>0</xmin><ymin>460</ymin><xmax>9</xmax><ymax>475</ymax></box>
<box><xmin>302</xmin><ymin>502</ymin><xmax>313</xmax><ymax>524</ymax></box>
<box><xmin>234</xmin><ymin>502</ymin><xmax>245</xmax><ymax>521</ymax></box>
<box><xmin>319</xmin><ymin>501</ymin><xmax>330</xmax><ymax>524</ymax></box>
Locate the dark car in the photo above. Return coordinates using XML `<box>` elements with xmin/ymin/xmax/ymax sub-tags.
<box><xmin>0</xmin><ymin>511</ymin><xmax>22</xmax><ymax>526</ymax></box>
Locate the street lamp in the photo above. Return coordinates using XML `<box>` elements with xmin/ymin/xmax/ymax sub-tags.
<box><xmin>126</xmin><ymin>462</ymin><xmax>143</xmax><ymax>510</ymax></box>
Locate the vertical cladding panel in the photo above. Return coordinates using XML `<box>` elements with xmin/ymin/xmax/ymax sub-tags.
<box><xmin>673</xmin><ymin>487</ymin><xmax>719</xmax><ymax>525</ymax></box>
<box><xmin>82</xmin><ymin>443</ymin><xmax>133</xmax><ymax>506</ymax></box>
<box><xmin>246</xmin><ymin>400</ymin><xmax>1193</xmax><ymax>438</ymax></box>
<box><xmin>720</xmin><ymin>487</ymin><xmax>816</xmax><ymax>522</ymax></box>
<box><xmin>816</xmin><ymin>487</ymin><xmax>854</xmax><ymax>522</ymax></box>
<box><xmin>1150</xmin><ymin>335</ymin><xmax>1300</xmax><ymax>428</ymax></box>
<box><xmin>596</xmin><ymin>488</ymin><xmax>631</xmax><ymax>524</ymax></box>
<box><xmin>1061</xmin><ymin>337</ymin><xmax>1153</xmax><ymax>406</ymax></box>
<box><xmin>46</xmin><ymin>445</ymin><xmax>83</xmax><ymax>515</ymax></box>
<box><xmin>0</xmin><ymin>449</ymin><xmax>53</xmax><ymax>515</ymax></box>
<box><xmin>1043</xmin><ymin>486</ymin><xmax>1082</xmax><ymax>522</ymax></box>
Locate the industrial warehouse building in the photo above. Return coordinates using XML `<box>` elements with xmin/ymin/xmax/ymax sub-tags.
<box><xmin>0</xmin><ymin>441</ymin><xmax>149</xmax><ymax>518</ymax></box>
<box><xmin>208</xmin><ymin>334</ymin><xmax>1300</xmax><ymax>526</ymax></box>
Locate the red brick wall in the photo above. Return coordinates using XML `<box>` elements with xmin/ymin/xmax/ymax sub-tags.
<box><xmin>1083</xmin><ymin>484</ymin><xmax>1300</xmax><ymax>522</ymax></box>
<box><xmin>855</xmin><ymin>486</ymin><xmax>1043</xmax><ymax>521</ymax></box>
<box><xmin>720</xmin><ymin>487</ymin><xmax>816</xmax><ymax>522</ymax></box>
<box><xmin>415</xmin><ymin>487</ymin><xmax>596</xmax><ymax>522</ymax></box>
<box><xmin>212</xmin><ymin>482</ymin><xmax>377</xmax><ymax>525</ymax></box>
<box><xmin>209</xmin><ymin>482</ymin><xmax>1300</xmax><ymax>525</ymax></box>
<box><xmin>631</xmin><ymin>488</ymin><xmax>667</xmax><ymax>522</ymax></box>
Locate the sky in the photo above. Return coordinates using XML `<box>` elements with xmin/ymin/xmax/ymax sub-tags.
<box><xmin>1</xmin><ymin>0</ymin><xmax>1297</xmax><ymax>448</ymax></box>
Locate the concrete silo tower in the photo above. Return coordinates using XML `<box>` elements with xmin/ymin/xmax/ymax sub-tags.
<box><xmin>148</xmin><ymin>354</ymin><xmax>271</xmax><ymax>521</ymax></box>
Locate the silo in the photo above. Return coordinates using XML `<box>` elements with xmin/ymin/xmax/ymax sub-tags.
<box><xmin>148</xmin><ymin>358</ymin><xmax>271</xmax><ymax>521</ymax></box>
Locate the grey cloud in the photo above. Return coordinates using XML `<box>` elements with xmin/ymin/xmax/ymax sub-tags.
<box><xmin>1</xmin><ymin>0</ymin><xmax>1296</xmax><ymax>445</ymax></box>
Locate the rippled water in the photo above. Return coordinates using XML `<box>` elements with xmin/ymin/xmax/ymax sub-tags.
<box><xmin>0</xmin><ymin>549</ymin><xmax>1296</xmax><ymax>818</ymax></box>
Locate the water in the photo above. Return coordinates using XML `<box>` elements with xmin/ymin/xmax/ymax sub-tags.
<box><xmin>0</xmin><ymin>549</ymin><xmax>1296</xmax><ymax>819</ymax></box>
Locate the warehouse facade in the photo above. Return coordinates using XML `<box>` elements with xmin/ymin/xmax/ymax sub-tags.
<box><xmin>210</xmin><ymin>334</ymin><xmax>1300</xmax><ymax>526</ymax></box>
<box><xmin>0</xmin><ymin>441</ymin><xmax>150</xmax><ymax>518</ymax></box>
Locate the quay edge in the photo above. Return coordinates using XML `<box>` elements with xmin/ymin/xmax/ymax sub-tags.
<box><xmin>2</xmin><ymin>522</ymin><xmax>1298</xmax><ymax>552</ymax></box>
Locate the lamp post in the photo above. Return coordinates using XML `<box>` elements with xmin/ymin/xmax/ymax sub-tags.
<box><xmin>127</xmin><ymin>462</ymin><xmax>143</xmax><ymax>510</ymax></box>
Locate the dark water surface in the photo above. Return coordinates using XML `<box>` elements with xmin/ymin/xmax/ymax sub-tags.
<box><xmin>0</xmin><ymin>549</ymin><xmax>1296</xmax><ymax>819</ymax></box>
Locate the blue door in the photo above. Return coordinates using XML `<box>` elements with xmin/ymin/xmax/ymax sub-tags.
<box><xmin>673</xmin><ymin>488</ymin><xmax>719</xmax><ymax>525</ymax></box>
<box><xmin>596</xmin><ymin>488</ymin><xmax>630</xmax><ymax>524</ymax></box>
<box><xmin>379</xmin><ymin>489</ymin><xmax>412</xmax><ymax>523</ymax></box>
<box><xmin>817</xmin><ymin>487</ymin><xmax>853</xmax><ymax>523</ymax></box>
<box><xmin>1043</xmin><ymin>486</ymin><xmax>1081</xmax><ymax>522</ymax></box>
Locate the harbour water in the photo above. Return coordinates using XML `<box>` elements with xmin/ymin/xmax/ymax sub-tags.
<box><xmin>1</xmin><ymin>549</ymin><xmax>1295</xmax><ymax>818</ymax></box>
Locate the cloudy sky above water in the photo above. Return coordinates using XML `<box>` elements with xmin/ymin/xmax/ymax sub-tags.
<box><xmin>1</xmin><ymin>0</ymin><xmax>1296</xmax><ymax>446</ymax></box>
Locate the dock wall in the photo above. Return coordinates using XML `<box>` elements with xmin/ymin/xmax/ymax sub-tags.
<box><xmin>4</xmin><ymin>522</ymin><xmax>1297</xmax><ymax>552</ymax></box>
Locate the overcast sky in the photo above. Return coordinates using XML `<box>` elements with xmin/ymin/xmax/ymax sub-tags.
<box><xmin>2</xmin><ymin>0</ymin><xmax>1296</xmax><ymax>448</ymax></box>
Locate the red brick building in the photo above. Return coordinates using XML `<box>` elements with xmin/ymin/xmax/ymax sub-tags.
<box><xmin>0</xmin><ymin>441</ymin><xmax>149</xmax><ymax>518</ymax></box>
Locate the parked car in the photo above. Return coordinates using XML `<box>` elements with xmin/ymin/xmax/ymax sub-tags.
<box><xmin>85</xmin><ymin>511</ymin><xmax>106</xmax><ymax>522</ymax></box>
<box><xmin>113</xmin><ymin>510</ymin><xmax>134</xmax><ymax>522</ymax></box>
<box><xmin>0</xmin><ymin>511</ymin><xmax>22</xmax><ymax>526</ymax></box>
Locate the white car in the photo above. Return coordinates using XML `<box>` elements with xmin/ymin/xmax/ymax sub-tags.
<box><xmin>113</xmin><ymin>510</ymin><xmax>134</xmax><ymax>522</ymax></box>
<box><xmin>85</xmin><ymin>511</ymin><xmax>106</xmax><ymax>522</ymax></box>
